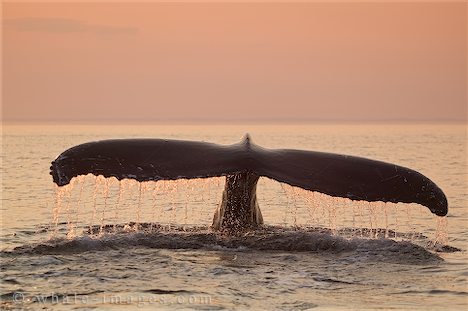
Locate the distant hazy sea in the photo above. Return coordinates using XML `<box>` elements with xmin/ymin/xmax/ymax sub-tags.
<box><xmin>1</xmin><ymin>123</ymin><xmax>467</xmax><ymax>310</ymax></box>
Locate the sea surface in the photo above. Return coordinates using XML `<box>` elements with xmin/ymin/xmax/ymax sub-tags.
<box><xmin>1</xmin><ymin>123</ymin><xmax>467</xmax><ymax>310</ymax></box>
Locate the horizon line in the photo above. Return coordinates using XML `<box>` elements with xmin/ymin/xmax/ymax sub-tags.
<box><xmin>1</xmin><ymin>118</ymin><xmax>467</xmax><ymax>126</ymax></box>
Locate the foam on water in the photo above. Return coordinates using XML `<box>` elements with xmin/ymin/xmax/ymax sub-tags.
<box><xmin>8</xmin><ymin>225</ymin><xmax>457</xmax><ymax>265</ymax></box>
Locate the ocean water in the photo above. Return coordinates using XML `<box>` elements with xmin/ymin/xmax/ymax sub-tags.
<box><xmin>1</xmin><ymin>123</ymin><xmax>467</xmax><ymax>310</ymax></box>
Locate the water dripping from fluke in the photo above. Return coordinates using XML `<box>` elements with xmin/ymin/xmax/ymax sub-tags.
<box><xmin>41</xmin><ymin>136</ymin><xmax>460</xmax><ymax>259</ymax></box>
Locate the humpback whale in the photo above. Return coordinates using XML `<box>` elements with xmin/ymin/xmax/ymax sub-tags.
<box><xmin>50</xmin><ymin>134</ymin><xmax>448</xmax><ymax>231</ymax></box>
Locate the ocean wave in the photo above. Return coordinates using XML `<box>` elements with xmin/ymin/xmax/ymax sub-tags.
<box><xmin>5</xmin><ymin>224</ymin><xmax>460</xmax><ymax>265</ymax></box>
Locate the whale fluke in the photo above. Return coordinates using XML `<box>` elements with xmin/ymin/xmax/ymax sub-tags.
<box><xmin>50</xmin><ymin>135</ymin><xmax>448</xmax><ymax>230</ymax></box>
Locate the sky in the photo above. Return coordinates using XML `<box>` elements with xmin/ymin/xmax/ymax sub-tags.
<box><xmin>2</xmin><ymin>1</ymin><xmax>467</xmax><ymax>123</ymax></box>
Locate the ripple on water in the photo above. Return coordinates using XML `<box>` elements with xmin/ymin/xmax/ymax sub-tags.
<box><xmin>4</xmin><ymin>225</ymin><xmax>454</xmax><ymax>265</ymax></box>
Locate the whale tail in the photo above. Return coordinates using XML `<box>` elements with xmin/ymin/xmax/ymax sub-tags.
<box><xmin>50</xmin><ymin>134</ymin><xmax>448</xmax><ymax>230</ymax></box>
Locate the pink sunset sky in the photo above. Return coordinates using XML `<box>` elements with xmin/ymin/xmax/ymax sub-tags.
<box><xmin>2</xmin><ymin>1</ymin><xmax>467</xmax><ymax>123</ymax></box>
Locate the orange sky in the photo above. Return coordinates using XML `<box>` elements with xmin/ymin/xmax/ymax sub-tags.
<box><xmin>2</xmin><ymin>2</ymin><xmax>467</xmax><ymax>122</ymax></box>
